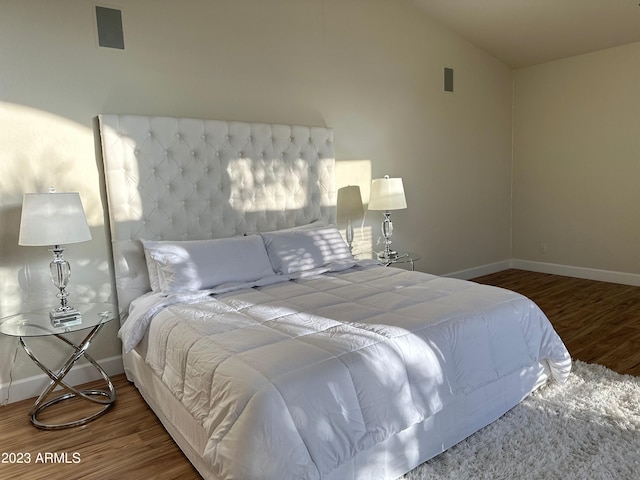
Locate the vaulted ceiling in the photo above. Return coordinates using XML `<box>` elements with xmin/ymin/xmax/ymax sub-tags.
<box><xmin>411</xmin><ymin>0</ymin><xmax>640</xmax><ymax>68</ymax></box>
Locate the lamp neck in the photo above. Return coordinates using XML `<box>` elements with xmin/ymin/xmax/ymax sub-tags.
<box><xmin>49</xmin><ymin>245</ymin><xmax>66</xmax><ymax>262</ymax></box>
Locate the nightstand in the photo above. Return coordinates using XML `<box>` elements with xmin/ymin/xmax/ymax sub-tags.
<box><xmin>0</xmin><ymin>303</ymin><xmax>117</xmax><ymax>430</ymax></box>
<box><xmin>359</xmin><ymin>252</ymin><xmax>421</xmax><ymax>270</ymax></box>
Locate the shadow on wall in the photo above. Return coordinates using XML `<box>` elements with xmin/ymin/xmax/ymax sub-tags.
<box><xmin>335</xmin><ymin>159</ymin><xmax>374</xmax><ymax>256</ymax></box>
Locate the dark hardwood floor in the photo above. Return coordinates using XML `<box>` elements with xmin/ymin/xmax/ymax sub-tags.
<box><xmin>1</xmin><ymin>269</ymin><xmax>638</xmax><ymax>479</ymax></box>
<box><xmin>473</xmin><ymin>269</ymin><xmax>640</xmax><ymax>376</ymax></box>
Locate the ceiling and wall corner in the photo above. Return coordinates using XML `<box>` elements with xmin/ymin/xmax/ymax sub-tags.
<box><xmin>409</xmin><ymin>0</ymin><xmax>640</xmax><ymax>282</ymax></box>
<box><xmin>409</xmin><ymin>0</ymin><xmax>640</xmax><ymax>68</ymax></box>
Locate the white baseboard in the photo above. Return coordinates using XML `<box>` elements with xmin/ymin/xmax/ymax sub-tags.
<box><xmin>1</xmin><ymin>355</ymin><xmax>124</xmax><ymax>405</ymax></box>
<box><xmin>510</xmin><ymin>259</ymin><xmax>640</xmax><ymax>286</ymax></box>
<box><xmin>443</xmin><ymin>260</ymin><xmax>512</xmax><ymax>280</ymax></box>
<box><xmin>445</xmin><ymin>258</ymin><xmax>640</xmax><ymax>287</ymax></box>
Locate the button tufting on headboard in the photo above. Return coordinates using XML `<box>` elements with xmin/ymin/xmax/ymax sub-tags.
<box><xmin>98</xmin><ymin>114</ymin><xmax>336</xmax><ymax>319</ymax></box>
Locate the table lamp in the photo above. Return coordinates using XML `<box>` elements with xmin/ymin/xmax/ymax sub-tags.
<box><xmin>368</xmin><ymin>175</ymin><xmax>407</xmax><ymax>261</ymax></box>
<box><xmin>18</xmin><ymin>188</ymin><xmax>92</xmax><ymax>326</ymax></box>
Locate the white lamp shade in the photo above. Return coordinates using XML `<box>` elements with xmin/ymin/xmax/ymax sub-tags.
<box><xmin>19</xmin><ymin>192</ymin><xmax>92</xmax><ymax>246</ymax></box>
<box><xmin>368</xmin><ymin>177</ymin><xmax>407</xmax><ymax>211</ymax></box>
<box><xmin>336</xmin><ymin>185</ymin><xmax>365</xmax><ymax>226</ymax></box>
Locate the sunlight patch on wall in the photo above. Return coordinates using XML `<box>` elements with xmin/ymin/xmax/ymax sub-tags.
<box><xmin>0</xmin><ymin>102</ymin><xmax>101</xmax><ymax>223</ymax></box>
<box><xmin>335</xmin><ymin>159</ymin><xmax>372</xmax><ymax>204</ymax></box>
<box><xmin>0</xmin><ymin>103</ymin><xmax>103</xmax><ymax>312</ymax></box>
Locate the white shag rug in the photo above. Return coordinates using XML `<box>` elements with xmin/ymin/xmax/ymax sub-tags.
<box><xmin>400</xmin><ymin>361</ymin><xmax>640</xmax><ymax>480</ymax></box>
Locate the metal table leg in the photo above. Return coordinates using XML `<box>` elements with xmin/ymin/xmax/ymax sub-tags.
<box><xmin>19</xmin><ymin>322</ymin><xmax>116</xmax><ymax>430</ymax></box>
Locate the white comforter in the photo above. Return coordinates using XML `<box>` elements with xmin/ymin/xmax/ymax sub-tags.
<box><xmin>123</xmin><ymin>265</ymin><xmax>571</xmax><ymax>480</ymax></box>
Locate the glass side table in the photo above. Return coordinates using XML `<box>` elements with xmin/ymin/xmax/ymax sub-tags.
<box><xmin>0</xmin><ymin>302</ymin><xmax>117</xmax><ymax>430</ymax></box>
<box><xmin>358</xmin><ymin>251</ymin><xmax>421</xmax><ymax>271</ymax></box>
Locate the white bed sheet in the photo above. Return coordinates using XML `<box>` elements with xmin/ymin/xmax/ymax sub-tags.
<box><xmin>126</xmin><ymin>265</ymin><xmax>571</xmax><ymax>480</ymax></box>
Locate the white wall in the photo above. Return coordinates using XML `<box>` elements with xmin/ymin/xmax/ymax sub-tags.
<box><xmin>0</xmin><ymin>0</ymin><xmax>513</xmax><ymax>392</ymax></box>
<box><xmin>512</xmin><ymin>42</ymin><xmax>640</xmax><ymax>275</ymax></box>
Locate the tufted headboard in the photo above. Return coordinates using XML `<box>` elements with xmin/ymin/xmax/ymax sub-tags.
<box><xmin>98</xmin><ymin>114</ymin><xmax>336</xmax><ymax>319</ymax></box>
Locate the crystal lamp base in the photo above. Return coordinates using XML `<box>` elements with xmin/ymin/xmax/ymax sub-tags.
<box><xmin>50</xmin><ymin>307</ymin><xmax>83</xmax><ymax>327</ymax></box>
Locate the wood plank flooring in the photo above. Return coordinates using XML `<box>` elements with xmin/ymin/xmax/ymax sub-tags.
<box><xmin>473</xmin><ymin>269</ymin><xmax>640</xmax><ymax>376</ymax></box>
<box><xmin>0</xmin><ymin>373</ymin><xmax>202</xmax><ymax>480</ymax></box>
<box><xmin>1</xmin><ymin>269</ymin><xmax>638</xmax><ymax>479</ymax></box>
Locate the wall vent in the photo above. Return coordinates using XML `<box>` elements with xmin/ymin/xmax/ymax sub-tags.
<box><xmin>96</xmin><ymin>6</ymin><xmax>124</xmax><ymax>50</ymax></box>
<box><xmin>444</xmin><ymin>67</ymin><xmax>454</xmax><ymax>92</ymax></box>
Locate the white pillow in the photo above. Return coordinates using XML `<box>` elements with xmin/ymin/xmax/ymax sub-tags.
<box><xmin>141</xmin><ymin>235</ymin><xmax>274</xmax><ymax>294</ymax></box>
<box><xmin>142</xmin><ymin>247</ymin><xmax>162</xmax><ymax>292</ymax></box>
<box><xmin>260</xmin><ymin>225</ymin><xmax>353</xmax><ymax>274</ymax></box>
<box><xmin>244</xmin><ymin>219</ymin><xmax>327</xmax><ymax>236</ymax></box>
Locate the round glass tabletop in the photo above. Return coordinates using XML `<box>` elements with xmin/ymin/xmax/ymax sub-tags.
<box><xmin>0</xmin><ymin>303</ymin><xmax>116</xmax><ymax>337</ymax></box>
<box><xmin>358</xmin><ymin>251</ymin><xmax>421</xmax><ymax>264</ymax></box>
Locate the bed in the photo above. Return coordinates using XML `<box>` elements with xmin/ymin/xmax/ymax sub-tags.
<box><xmin>97</xmin><ymin>114</ymin><xmax>571</xmax><ymax>480</ymax></box>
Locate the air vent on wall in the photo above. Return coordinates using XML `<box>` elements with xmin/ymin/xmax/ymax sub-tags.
<box><xmin>444</xmin><ymin>67</ymin><xmax>454</xmax><ymax>92</ymax></box>
<box><xmin>96</xmin><ymin>6</ymin><xmax>124</xmax><ymax>50</ymax></box>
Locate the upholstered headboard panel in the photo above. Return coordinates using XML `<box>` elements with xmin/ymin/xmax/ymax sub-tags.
<box><xmin>98</xmin><ymin>114</ymin><xmax>336</xmax><ymax>318</ymax></box>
